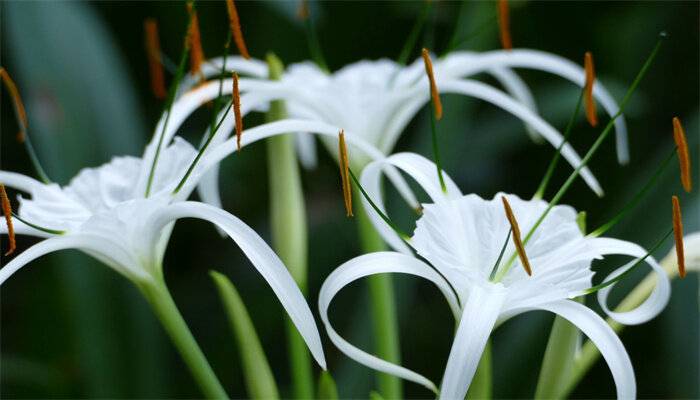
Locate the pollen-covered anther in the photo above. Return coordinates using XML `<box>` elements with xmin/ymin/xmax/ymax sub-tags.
<box><xmin>421</xmin><ymin>48</ymin><xmax>443</xmax><ymax>120</ymax></box>
<box><xmin>338</xmin><ymin>130</ymin><xmax>353</xmax><ymax>217</ymax></box>
<box><xmin>672</xmin><ymin>195</ymin><xmax>686</xmax><ymax>278</ymax></box>
<box><xmin>497</xmin><ymin>0</ymin><xmax>512</xmax><ymax>51</ymax></box>
<box><xmin>0</xmin><ymin>68</ymin><xmax>29</xmax><ymax>142</ymax></box>
<box><xmin>226</xmin><ymin>0</ymin><xmax>251</xmax><ymax>59</ymax></box>
<box><xmin>186</xmin><ymin>4</ymin><xmax>205</xmax><ymax>77</ymax></box>
<box><xmin>672</xmin><ymin>117</ymin><xmax>692</xmax><ymax>193</ymax></box>
<box><xmin>233</xmin><ymin>72</ymin><xmax>243</xmax><ymax>151</ymax></box>
<box><xmin>501</xmin><ymin>196</ymin><xmax>532</xmax><ymax>276</ymax></box>
<box><xmin>144</xmin><ymin>19</ymin><xmax>167</xmax><ymax>100</ymax></box>
<box><xmin>0</xmin><ymin>184</ymin><xmax>16</xmax><ymax>256</ymax></box>
<box><xmin>584</xmin><ymin>51</ymin><xmax>598</xmax><ymax>127</ymax></box>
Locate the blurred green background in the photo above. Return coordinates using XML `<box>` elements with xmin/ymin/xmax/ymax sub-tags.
<box><xmin>1</xmin><ymin>1</ymin><xmax>698</xmax><ymax>398</ymax></box>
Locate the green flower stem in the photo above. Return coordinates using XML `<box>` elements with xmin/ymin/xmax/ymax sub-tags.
<box><xmin>467</xmin><ymin>341</ymin><xmax>492</xmax><ymax>399</ymax></box>
<box><xmin>139</xmin><ymin>278</ymin><xmax>228</xmax><ymax>399</ymax></box>
<box><xmin>356</xmin><ymin>191</ymin><xmax>402</xmax><ymax>399</ymax></box>
<box><xmin>265</xmin><ymin>53</ymin><xmax>314</xmax><ymax>399</ymax></box>
<box><xmin>561</xmin><ymin>252</ymin><xmax>679</xmax><ymax>398</ymax></box>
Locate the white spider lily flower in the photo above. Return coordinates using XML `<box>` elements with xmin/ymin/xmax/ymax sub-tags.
<box><xmin>317</xmin><ymin>152</ymin><xmax>670</xmax><ymax>399</ymax></box>
<box><xmin>177</xmin><ymin>49</ymin><xmax>630</xmax><ymax>198</ymax></box>
<box><xmin>0</xmin><ymin>137</ymin><xmax>326</xmax><ymax>369</ymax></box>
<box><xmin>161</xmin><ymin>49</ymin><xmax>623</xmax><ymax>214</ymax></box>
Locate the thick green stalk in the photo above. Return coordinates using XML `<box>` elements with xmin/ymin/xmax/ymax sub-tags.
<box><xmin>561</xmin><ymin>254</ymin><xmax>679</xmax><ymax>398</ymax></box>
<box><xmin>467</xmin><ymin>341</ymin><xmax>492</xmax><ymax>399</ymax></box>
<box><xmin>534</xmin><ymin>310</ymin><xmax>580</xmax><ymax>399</ymax></box>
<box><xmin>139</xmin><ymin>278</ymin><xmax>228</xmax><ymax>399</ymax></box>
<box><xmin>210</xmin><ymin>271</ymin><xmax>279</xmax><ymax>399</ymax></box>
<box><xmin>265</xmin><ymin>53</ymin><xmax>314</xmax><ymax>399</ymax></box>
<box><xmin>356</xmin><ymin>191</ymin><xmax>402</xmax><ymax>399</ymax></box>
<box><xmin>317</xmin><ymin>371</ymin><xmax>339</xmax><ymax>400</ymax></box>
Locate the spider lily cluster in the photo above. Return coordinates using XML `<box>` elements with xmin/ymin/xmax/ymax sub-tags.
<box><xmin>0</xmin><ymin>1</ymin><xmax>694</xmax><ymax>399</ymax></box>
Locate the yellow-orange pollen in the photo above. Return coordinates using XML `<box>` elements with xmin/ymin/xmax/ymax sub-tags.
<box><xmin>497</xmin><ymin>0</ymin><xmax>512</xmax><ymax>51</ymax></box>
<box><xmin>421</xmin><ymin>48</ymin><xmax>443</xmax><ymax>120</ymax></box>
<box><xmin>186</xmin><ymin>4</ymin><xmax>205</xmax><ymax>77</ymax></box>
<box><xmin>501</xmin><ymin>196</ymin><xmax>532</xmax><ymax>276</ymax></box>
<box><xmin>672</xmin><ymin>117</ymin><xmax>692</xmax><ymax>193</ymax></box>
<box><xmin>226</xmin><ymin>0</ymin><xmax>251</xmax><ymax>60</ymax></box>
<box><xmin>584</xmin><ymin>51</ymin><xmax>598</xmax><ymax>127</ymax></box>
<box><xmin>233</xmin><ymin>72</ymin><xmax>243</xmax><ymax>151</ymax></box>
<box><xmin>338</xmin><ymin>130</ymin><xmax>353</xmax><ymax>217</ymax></box>
<box><xmin>144</xmin><ymin>19</ymin><xmax>167</xmax><ymax>100</ymax></box>
<box><xmin>0</xmin><ymin>68</ymin><xmax>29</xmax><ymax>142</ymax></box>
<box><xmin>0</xmin><ymin>184</ymin><xmax>16</xmax><ymax>256</ymax></box>
<box><xmin>672</xmin><ymin>195</ymin><xmax>685</xmax><ymax>278</ymax></box>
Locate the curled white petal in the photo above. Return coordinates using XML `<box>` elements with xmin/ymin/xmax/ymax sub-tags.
<box><xmin>0</xmin><ymin>171</ymin><xmax>45</xmax><ymax>194</ymax></box>
<box><xmin>438</xmin><ymin>49</ymin><xmax>629</xmax><ymax>164</ymax></box>
<box><xmin>439</xmin><ymin>283</ymin><xmax>506</xmax><ymax>400</ymax></box>
<box><xmin>318</xmin><ymin>252</ymin><xmax>461</xmax><ymax>393</ymax></box>
<box><xmin>438</xmin><ymin>79</ymin><xmax>603</xmax><ymax>196</ymax></box>
<box><xmin>589</xmin><ymin>237</ymin><xmax>671</xmax><ymax>325</ymax></box>
<box><xmin>359</xmin><ymin>153</ymin><xmax>463</xmax><ymax>254</ymax></box>
<box><xmin>0</xmin><ymin>235</ymin><xmax>143</xmax><ymax>285</ymax></box>
<box><xmin>507</xmin><ymin>299</ymin><xmax>635</xmax><ymax>399</ymax></box>
<box><xmin>151</xmin><ymin>201</ymin><xmax>326</xmax><ymax>369</ymax></box>
<box><xmin>487</xmin><ymin>67</ymin><xmax>541</xmax><ymax>142</ymax></box>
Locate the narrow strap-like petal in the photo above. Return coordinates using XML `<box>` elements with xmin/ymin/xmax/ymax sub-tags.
<box><xmin>0</xmin><ymin>171</ymin><xmax>45</xmax><ymax>194</ymax></box>
<box><xmin>588</xmin><ymin>237</ymin><xmax>671</xmax><ymax>325</ymax></box>
<box><xmin>360</xmin><ymin>153</ymin><xmax>463</xmax><ymax>253</ymax></box>
<box><xmin>439</xmin><ymin>79</ymin><xmax>603</xmax><ymax>196</ymax></box>
<box><xmin>0</xmin><ymin>235</ymin><xmax>142</xmax><ymax>285</ymax></box>
<box><xmin>508</xmin><ymin>299</ymin><xmax>636</xmax><ymax>399</ymax></box>
<box><xmin>439</xmin><ymin>283</ymin><xmax>506</xmax><ymax>400</ymax></box>
<box><xmin>487</xmin><ymin>67</ymin><xmax>541</xmax><ymax>142</ymax></box>
<box><xmin>0</xmin><ymin>218</ymin><xmax>53</xmax><ymax>239</ymax></box>
<box><xmin>318</xmin><ymin>252</ymin><xmax>461</xmax><ymax>393</ymax></box>
<box><xmin>178</xmin><ymin>55</ymin><xmax>269</xmax><ymax>94</ymax></box>
<box><xmin>438</xmin><ymin>49</ymin><xmax>629</xmax><ymax>164</ymax></box>
<box><xmin>151</xmin><ymin>201</ymin><xmax>326</xmax><ymax>369</ymax></box>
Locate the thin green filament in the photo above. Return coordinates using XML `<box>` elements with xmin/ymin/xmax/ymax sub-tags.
<box><xmin>489</xmin><ymin>229</ymin><xmax>512</xmax><ymax>281</ymax></box>
<box><xmin>588</xmin><ymin>148</ymin><xmax>676</xmax><ymax>237</ymax></box>
<box><xmin>429</xmin><ymin>98</ymin><xmax>447</xmax><ymax>193</ymax></box>
<box><xmin>145</xmin><ymin>14</ymin><xmax>194</xmax><ymax>197</ymax></box>
<box><xmin>533</xmin><ymin>89</ymin><xmax>585</xmax><ymax>200</ymax></box>
<box><xmin>396</xmin><ymin>1</ymin><xmax>432</xmax><ymax>66</ymax></box>
<box><xmin>493</xmin><ymin>34</ymin><xmax>666</xmax><ymax>282</ymax></box>
<box><xmin>348</xmin><ymin>168</ymin><xmax>410</xmax><ymax>241</ymax></box>
<box><xmin>304</xmin><ymin>15</ymin><xmax>329</xmax><ymax>72</ymax></box>
<box><xmin>12</xmin><ymin>212</ymin><xmax>65</xmax><ymax>235</ymax></box>
<box><xmin>581</xmin><ymin>227</ymin><xmax>672</xmax><ymax>295</ymax></box>
<box><xmin>173</xmin><ymin>36</ymin><xmax>234</xmax><ymax>195</ymax></box>
<box><xmin>22</xmin><ymin>134</ymin><xmax>51</xmax><ymax>184</ymax></box>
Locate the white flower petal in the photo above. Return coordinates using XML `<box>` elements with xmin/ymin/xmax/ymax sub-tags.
<box><xmin>0</xmin><ymin>171</ymin><xmax>45</xmax><ymax>194</ymax></box>
<box><xmin>0</xmin><ymin>218</ymin><xmax>53</xmax><ymax>239</ymax></box>
<box><xmin>359</xmin><ymin>153</ymin><xmax>463</xmax><ymax>254</ymax></box>
<box><xmin>439</xmin><ymin>283</ymin><xmax>506</xmax><ymax>400</ymax></box>
<box><xmin>0</xmin><ymin>234</ymin><xmax>143</xmax><ymax>285</ymax></box>
<box><xmin>295</xmin><ymin>131</ymin><xmax>318</xmax><ymax>169</ymax></box>
<box><xmin>318</xmin><ymin>252</ymin><xmax>462</xmax><ymax>393</ymax></box>
<box><xmin>179</xmin><ymin>55</ymin><xmax>269</xmax><ymax>94</ymax></box>
<box><xmin>487</xmin><ymin>67</ymin><xmax>541</xmax><ymax>142</ymax></box>
<box><xmin>438</xmin><ymin>49</ymin><xmax>629</xmax><ymax>164</ymax></box>
<box><xmin>438</xmin><ymin>79</ymin><xmax>603</xmax><ymax>196</ymax></box>
<box><xmin>507</xmin><ymin>299</ymin><xmax>635</xmax><ymax>399</ymax></box>
<box><xmin>588</xmin><ymin>237</ymin><xmax>671</xmax><ymax>325</ymax></box>
<box><xmin>151</xmin><ymin>201</ymin><xmax>326</xmax><ymax>369</ymax></box>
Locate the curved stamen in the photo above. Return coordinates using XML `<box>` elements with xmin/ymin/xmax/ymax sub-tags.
<box><xmin>672</xmin><ymin>196</ymin><xmax>685</xmax><ymax>278</ymax></box>
<box><xmin>672</xmin><ymin>117</ymin><xmax>692</xmax><ymax>193</ymax></box>
<box><xmin>501</xmin><ymin>196</ymin><xmax>532</xmax><ymax>276</ymax></box>
<box><xmin>226</xmin><ymin>0</ymin><xmax>250</xmax><ymax>59</ymax></box>
<box><xmin>497</xmin><ymin>0</ymin><xmax>512</xmax><ymax>50</ymax></box>
<box><xmin>338</xmin><ymin>131</ymin><xmax>353</xmax><ymax>217</ymax></box>
<box><xmin>186</xmin><ymin>3</ymin><xmax>205</xmax><ymax>77</ymax></box>
<box><xmin>584</xmin><ymin>51</ymin><xmax>598</xmax><ymax>127</ymax></box>
<box><xmin>0</xmin><ymin>184</ymin><xmax>16</xmax><ymax>256</ymax></box>
<box><xmin>144</xmin><ymin>18</ymin><xmax>167</xmax><ymax>99</ymax></box>
<box><xmin>233</xmin><ymin>72</ymin><xmax>243</xmax><ymax>151</ymax></box>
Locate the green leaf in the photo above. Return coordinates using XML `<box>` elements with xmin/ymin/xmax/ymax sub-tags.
<box><xmin>209</xmin><ymin>271</ymin><xmax>279</xmax><ymax>400</ymax></box>
<box><xmin>369</xmin><ymin>390</ymin><xmax>386</xmax><ymax>400</ymax></box>
<box><xmin>317</xmin><ymin>371</ymin><xmax>339</xmax><ymax>400</ymax></box>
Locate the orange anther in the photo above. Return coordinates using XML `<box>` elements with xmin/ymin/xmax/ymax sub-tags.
<box><xmin>497</xmin><ymin>0</ymin><xmax>512</xmax><ymax>51</ymax></box>
<box><xmin>584</xmin><ymin>52</ymin><xmax>598</xmax><ymax>127</ymax></box>
<box><xmin>0</xmin><ymin>184</ymin><xmax>16</xmax><ymax>256</ymax></box>
<box><xmin>226</xmin><ymin>0</ymin><xmax>251</xmax><ymax>59</ymax></box>
<box><xmin>421</xmin><ymin>48</ymin><xmax>443</xmax><ymax>120</ymax></box>
<box><xmin>673</xmin><ymin>117</ymin><xmax>692</xmax><ymax>193</ymax></box>
<box><xmin>501</xmin><ymin>196</ymin><xmax>532</xmax><ymax>276</ymax></box>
